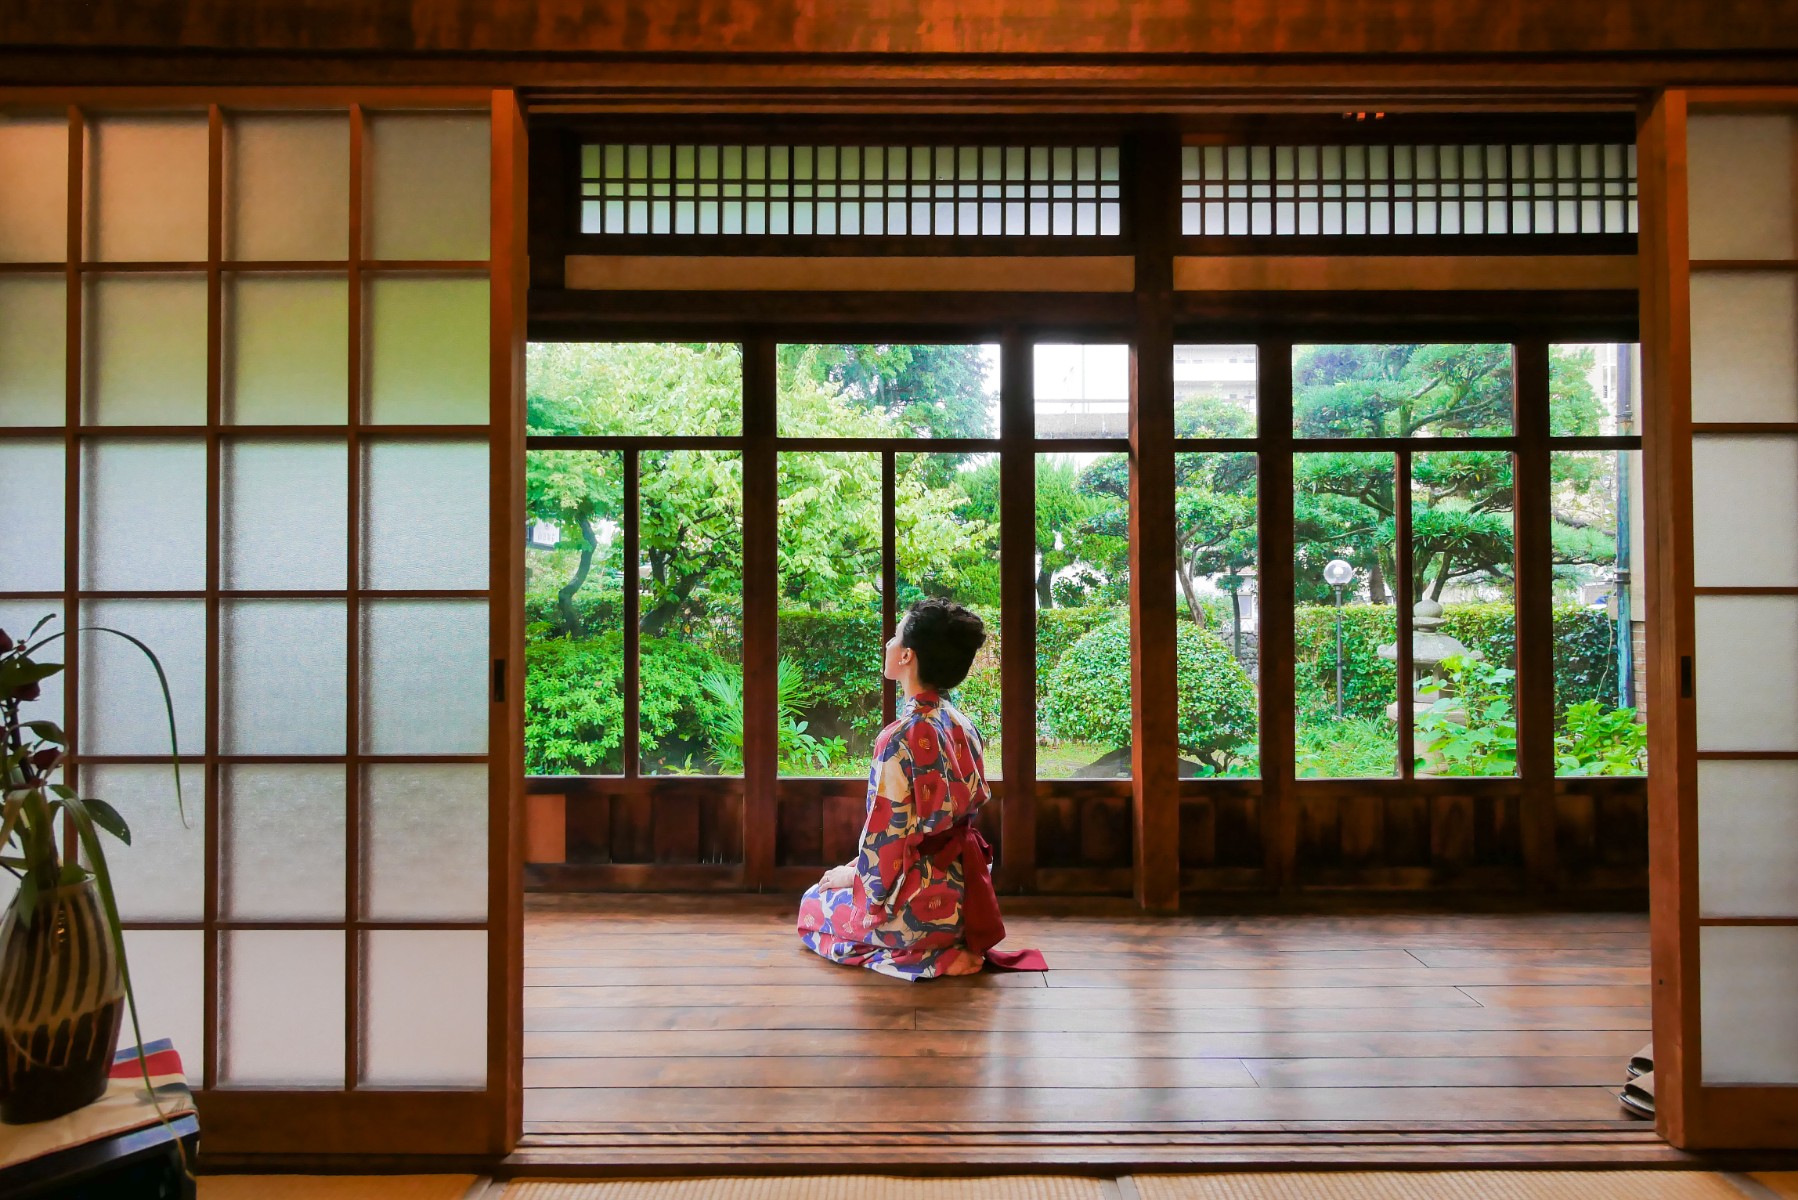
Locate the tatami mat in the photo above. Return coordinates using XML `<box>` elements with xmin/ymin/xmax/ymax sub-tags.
<box><xmin>198</xmin><ymin>1176</ymin><xmax>481</xmax><ymax>1200</ymax></box>
<box><xmin>1135</xmin><ymin>1171</ymin><xmax>1751</xmax><ymax>1200</ymax></box>
<box><xmin>502</xmin><ymin>1180</ymin><xmax>1107</xmax><ymax>1200</ymax></box>
<box><xmin>1750</xmin><ymin>1175</ymin><xmax>1798</xmax><ymax>1199</ymax></box>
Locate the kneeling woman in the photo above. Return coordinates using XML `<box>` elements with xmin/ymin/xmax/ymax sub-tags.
<box><xmin>798</xmin><ymin>598</ymin><xmax>1027</xmax><ymax>980</ymax></box>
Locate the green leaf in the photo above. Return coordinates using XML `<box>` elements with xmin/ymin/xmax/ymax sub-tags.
<box><xmin>0</xmin><ymin>659</ymin><xmax>64</xmax><ymax>690</ymax></box>
<box><xmin>83</xmin><ymin>796</ymin><xmax>131</xmax><ymax>846</ymax></box>
<box><xmin>24</xmin><ymin>720</ymin><xmax>65</xmax><ymax>744</ymax></box>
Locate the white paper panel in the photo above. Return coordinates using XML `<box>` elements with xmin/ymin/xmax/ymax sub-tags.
<box><xmin>1690</xmin><ymin>272</ymin><xmax>1798</xmax><ymax>424</ymax></box>
<box><xmin>221</xmin><ymin>439</ymin><xmax>349</xmax><ymax>590</ymax></box>
<box><xmin>86</xmin><ymin>764</ymin><xmax>204</xmax><ymax>922</ymax></box>
<box><xmin>221</xmin><ymin>600</ymin><xmax>347</xmax><ymax>755</ymax></box>
<box><xmin>362</xmin><ymin>440</ymin><xmax>490</xmax><ymax>589</ymax></box>
<box><xmin>224</xmin><ymin>274</ymin><xmax>349</xmax><ymax>425</ymax></box>
<box><xmin>83</xmin><ymin>274</ymin><xmax>209</xmax><ymax>426</ymax></box>
<box><xmin>222</xmin><ymin>931</ymin><xmax>345</xmax><ymax>1087</ymax></box>
<box><xmin>225</xmin><ymin>112</ymin><xmax>350</xmax><ymax>262</ymax></box>
<box><xmin>1694</xmin><ymin>595</ymin><xmax>1798</xmax><ymax>752</ymax></box>
<box><xmin>1688</xmin><ymin>114</ymin><xmax>1797</xmax><ymax>262</ymax></box>
<box><xmin>121</xmin><ymin>930</ymin><xmax>204</xmax><ymax>1084</ymax></box>
<box><xmin>365</xmin><ymin>112</ymin><xmax>491</xmax><ymax>262</ymax></box>
<box><xmin>0</xmin><ymin>439</ymin><xmax>64</xmax><ymax>591</ymax></box>
<box><xmin>363</xmin><ymin>275</ymin><xmax>490</xmax><ymax>424</ymax></box>
<box><xmin>359</xmin><ymin>600</ymin><xmax>489</xmax><ymax>754</ymax></box>
<box><xmin>1692</xmin><ymin>436</ymin><xmax>1798</xmax><ymax>587</ymax></box>
<box><xmin>80</xmin><ymin>599</ymin><xmax>207</xmax><ymax>756</ymax></box>
<box><xmin>88</xmin><ymin>115</ymin><xmax>209</xmax><ymax>263</ymax></box>
<box><xmin>361</xmin><ymin>930</ymin><xmax>487</xmax><ymax>1087</ymax></box>
<box><xmin>0</xmin><ymin>275</ymin><xmax>67</xmax><ymax>426</ymax></box>
<box><xmin>0</xmin><ymin>116</ymin><xmax>69</xmax><ymax>262</ymax></box>
<box><xmin>222</xmin><ymin>764</ymin><xmax>345</xmax><ymax>922</ymax></box>
<box><xmin>1701</xmin><ymin>926</ymin><xmax>1798</xmax><ymax>1084</ymax></box>
<box><xmin>0</xmin><ymin>602</ymin><xmax>64</xmax><ymax>729</ymax></box>
<box><xmin>81</xmin><ymin>439</ymin><xmax>207</xmax><ymax>591</ymax></box>
<box><xmin>362</xmin><ymin>764</ymin><xmax>487</xmax><ymax>922</ymax></box>
<box><xmin>1698</xmin><ymin>761</ymin><xmax>1798</xmax><ymax>917</ymax></box>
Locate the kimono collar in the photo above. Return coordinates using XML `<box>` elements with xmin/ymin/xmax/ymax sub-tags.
<box><xmin>904</xmin><ymin>689</ymin><xmax>943</xmax><ymax>712</ymax></box>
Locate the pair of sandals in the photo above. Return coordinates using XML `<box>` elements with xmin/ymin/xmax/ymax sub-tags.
<box><xmin>1619</xmin><ymin>1042</ymin><xmax>1655</xmax><ymax>1118</ymax></box>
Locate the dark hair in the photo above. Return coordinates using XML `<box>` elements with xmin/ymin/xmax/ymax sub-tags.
<box><xmin>899</xmin><ymin>599</ymin><xmax>986</xmax><ymax>690</ymax></box>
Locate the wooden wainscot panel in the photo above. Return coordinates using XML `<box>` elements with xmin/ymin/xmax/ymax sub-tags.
<box><xmin>697</xmin><ymin>790</ymin><xmax>743</xmax><ymax>864</ymax></box>
<box><xmin>523</xmin><ymin>791</ymin><xmax>567</xmax><ymax>864</ymax></box>
<box><xmin>197</xmin><ymin>1091</ymin><xmax>492</xmax><ymax>1158</ymax></box>
<box><xmin>566</xmin><ymin>255</ymin><xmax>1134</xmax><ymax>293</ymax></box>
<box><xmin>651</xmin><ymin>789</ymin><xmax>701</xmax><ymax>864</ymax></box>
<box><xmin>1383</xmin><ymin>793</ymin><xmax>1432</xmax><ymax>866</ymax></box>
<box><xmin>1428</xmin><ymin>793</ymin><xmax>1478</xmax><ymax>869</ymax></box>
<box><xmin>1173</xmin><ymin>255</ymin><xmax>1638</xmax><ymax>293</ymax></box>
<box><xmin>608</xmin><ymin>791</ymin><xmax>655</xmax><ymax>863</ymax></box>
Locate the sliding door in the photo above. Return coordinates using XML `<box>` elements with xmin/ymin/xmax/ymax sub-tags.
<box><xmin>0</xmin><ymin>88</ymin><xmax>525</xmax><ymax>1157</ymax></box>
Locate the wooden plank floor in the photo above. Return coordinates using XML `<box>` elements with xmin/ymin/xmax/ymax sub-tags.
<box><xmin>520</xmin><ymin>895</ymin><xmax>1657</xmax><ymax>1164</ymax></box>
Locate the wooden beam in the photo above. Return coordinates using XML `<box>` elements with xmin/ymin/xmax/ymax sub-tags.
<box><xmin>565</xmin><ymin>256</ymin><xmax>1135</xmax><ymax>293</ymax></box>
<box><xmin>1173</xmin><ymin>256</ymin><xmax>1637</xmax><ymax>293</ymax></box>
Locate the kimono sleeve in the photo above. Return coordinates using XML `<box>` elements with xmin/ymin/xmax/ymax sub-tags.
<box><xmin>853</xmin><ymin>718</ymin><xmax>945</xmax><ymax>913</ymax></box>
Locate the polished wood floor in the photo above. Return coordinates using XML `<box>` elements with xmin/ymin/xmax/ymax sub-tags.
<box><xmin>519</xmin><ymin>895</ymin><xmax>1659</xmax><ymax>1166</ymax></box>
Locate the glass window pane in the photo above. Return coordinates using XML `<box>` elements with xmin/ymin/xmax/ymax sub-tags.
<box><xmin>360</xmin><ymin>599</ymin><xmax>488</xmax><ymax>754</ymax></box>
<box><xmin>527</xmin><ymin>342</ymin><xmax>741</xmax><ymax>437</ymax></box>
<box><xmin>362</xmin><ymin>440</ymin><xmax>489</xmax><ymax>590</ymax></box>
<box><xmin>221</xmin><ymin>600</ymin><xmax>346</xmax><ymax>755</ymax></box>
<box><xmin>222</xmin><ymin>764</ymin><xmax>345</xmax><ymax>921</ymax></box>
<box><xmin>1691</xmin><ymin>273</ymin><xmax>1798</xmax><ymax>424</ymax></box>
<box><xmin>1036</xmin><ymin>451</ymin><xmax>1132</xmax><ymax>778</ymax></box>
<box><xmin>1409</xmin><ymin>450</ymin><xmax>1515</xmax><ymax>778</ymax></box>
<box><xmin>224</xmin><ymin>274</ymin><xmax>349</xmax><ymax>425</ymax></box>
<box><xmin>779</xmin><ymin>451</ymin><xmax>882</xmax><ymax>778</ymax></box>
<box><xmin>366</xmin><ymin>111</ymin><xmax>491</xmax><ymax>262</ymax></box>
<box><xmin>1294</xmin><ymin>344</ymin><xmax>1513</xmax><ymax>438</ymax></box>
<box><xmin>363</xmin><ymin>764</ymin><xmax>487</xmax><ymax>921</ymax></box>
<box><xmin>121</xmin><ymin>930</ymin><xmax>204</xmax><ymax>1084</ymax></box>
<box><xmin>1295</xmin><ymin>451</ymin><xmax>1398</xmax><ymax>778</ymax></box>
<box><xmin>1174</xmin><ymin>452</ymin><xmax>1259</xmax><ymax>777</ymax></box>
<box><xmin>0</xmin><ymin>439</ymin><xmax>64</xmax><ymax>591</ymax></box>
<box><xmin>364</xmin><ymin>274</ymin><xmax>489</xmax><ymax>424</ymax></box>
<box><xmin>222</xmin><ymin>439</ymin><xmax>348</xmax><ymax>590</ymax></box>
<box><xmin>1034</xmin><ymin>343</ymin><xmax>1129</xmax><ymax>439</ymax></box>
<box><xmin>222</xmin><ymin>930</ymin><xmax>344</xmax><ymax>1087</ymax></box>
<box><xmin>897</xmin><ymin>452</ymin><xmax>1001</xmax><ymax>776</ymax></box>
<box><xmin>225</xmin><ymin>112</ymin><xmax>350</xmax><ymax>262</ymax></box>
<box><xmin>1693</xmin><ymin>436</ymin><xmax>1798</xmax><ymax>587</ymax></box>
<box><xmin>1687</xmin><ymin>115</ymin><xmax>1796</xmax><ymax>262</ymax></box>
<box><xmin>83</xmin><ymin>274</ymin><xmax>208</xmax><ymax>425</ymax></box>
<box><xmin>82</xmin><ymin>438</ymin><xmax>206</xmax><ymax>591</ymax></box>
<box><xmin>642</xmin><ymin>450</ymin><xmax>742</xmax><ymax>775</ymax></box>
<box><xmin>0</xmin><ymin>603</ymin><xmax>63</xmax><ymax>728</ymax></box>
<box><xmin>0</xmin><ymin>116</ymin><xmax>69</xmax><ymax>262</ymax></box>
<box><xmin>1174</xmin><ymin>344</ymin><xmax>1258</xmax><ymax>438</ymax></box>
<box><xmin>361</xmin><ymin>930</ymin><xmax>486</xmax><ymax>1087</ymax></box>
<box><xmin>1699</xmin><ymin>761</ymin><xmax>1798</xmax><ymax>918</ymax></box>
<box><xmin>81</xmin><ymin>599</ymin><xmax>207</xmax><ymax>755</ymax></box>
<box><xmin>1701</xmin><ymin>926</ymin><xmax>1798</xmax><ymax>1084</ymax></box>
<box><xmin>88</xmin><ymin>114</ymin><xmax>209</xmax><ymax>263</ymax></box>
<box><xmin>1695</xmin><ymin>594</ymin><xmax>1798</xmax><ymax>753</ymax></box>
<box><xmin>86</xmin><ymin>764</ymin><xmax>202</xmax><ymax>921</ymax></box>
<box><xmin>525</xmin><ymin>448</ymin><xmax>624</xmax><ymax>776</ymax></box>
<box><xmin>0</xmin><ymin>275</ymin><xmax>67</xmax><ymax>425</ymax></box>
<box><xmin>777</xmin><ymin>343</ymin><xmax>999</xmax><ymax>438</ymax></box>
<box><xmin>1551</xmin><ymin>343</ymin><xmax>1638</xmax><ymax>439</ymax></box>
<box><xmin>1551</xmin><ymin>450</ymin><xmax>1647</xmax><ymax>777</ymax></box>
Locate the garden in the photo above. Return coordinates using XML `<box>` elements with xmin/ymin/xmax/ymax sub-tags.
<box><xmin>523</xmin><ymin>340</ymin><xmax>1646</xmax><ymax>782</ymax></box>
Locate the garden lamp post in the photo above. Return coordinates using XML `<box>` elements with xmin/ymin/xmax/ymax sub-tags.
<box><xmin>1323</xmin><ymin>559</ymin><xmax>1355</xmax><ymax>719</ymax></box>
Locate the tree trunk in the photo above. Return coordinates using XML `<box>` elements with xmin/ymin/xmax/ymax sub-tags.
<box><xmin>1229</xmin><ymin>584</ymin><xmax>1243</xmax><ymax>659</ymax></box>
<box><xmin>1036</xmin><ymin>563</ymin><xmax>1055</xmax><ymax>608</ymax></box>
<box><xmin>1368</xmin><ymin>558</ymin><xmax>1390</xmax><ymax>605</ymax></box>
<box><xmin>1176</xmin><ymin>559</ymin><xmax>1206</xmax><ymax>626</ymax></box>
<box><xmin>555</xmin><ymin>514</ymin><xmax>598</xmax><ymax>637</ymax></box>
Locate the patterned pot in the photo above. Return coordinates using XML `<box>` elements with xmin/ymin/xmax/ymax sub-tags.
<box><xmin>0</xmin><ymin>879</ymin><xmax>126</xmax><ymax>1125</ymax></box>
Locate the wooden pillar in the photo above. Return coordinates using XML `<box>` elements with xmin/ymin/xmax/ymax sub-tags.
<box><xmin>1512</xmin><ymin>338</ymin><xmax>1559</xmax><ymax>889</ymax></box>
<box><xmin>741</xmin><ymin>337</ymin><xmax>779</xmax><ymax>888</ymax></box>
<box><xmin>1258</xmin><ymin>343</ymin><xmax>1298</xmax><ymax>890</ymax></box>
<box><xmin>1130</xmin><ymin>129</ymin><xmax>1181</xmax><ymax>912</ymax></box>
<box><xmin>998</xmin><ymin>331</ymin><xmax>1037</xmax><ymax>893</ymax></box>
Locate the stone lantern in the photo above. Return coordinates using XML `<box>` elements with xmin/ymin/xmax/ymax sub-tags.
<box><xmin>1377</xmin><ymin>597</ymin><xmax>1482</xmax><ymax>777</ymax></box>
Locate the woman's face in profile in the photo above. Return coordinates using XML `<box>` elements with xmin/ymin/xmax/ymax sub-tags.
<box><xmin>883</xmin><ymin>629</ymin><xmax>911</xmax><ymax>683</ymax></box>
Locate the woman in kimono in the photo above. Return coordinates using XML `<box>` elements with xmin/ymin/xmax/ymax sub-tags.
<box><xmin>797</xmin><ymin>598</ymin><xmax>1039</xmax><ymax>980</ymax></box>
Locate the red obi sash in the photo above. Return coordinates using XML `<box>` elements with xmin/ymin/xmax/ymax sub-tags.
<box><xmin>914</xmin><ymin>821</ymin><xmax>1047</xmax><ymax>972</ymax></box>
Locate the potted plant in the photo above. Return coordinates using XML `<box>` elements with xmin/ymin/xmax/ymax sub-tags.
<box><xmin>0</xmin><ymin>615</ymin><xmax>181</xmax><ymax>1125</ymax></box>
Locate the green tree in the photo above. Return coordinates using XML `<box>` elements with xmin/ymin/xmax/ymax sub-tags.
<box><xmin>778</xmin><ymin>343</ymin><xmax>995</xmax><ymax>439</ymax></box>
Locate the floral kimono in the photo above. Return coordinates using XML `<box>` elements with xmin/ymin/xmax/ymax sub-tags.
<box><xmin>796</xmin><ymin>690</ymin><xmax>998</xmax><ymax>980</ymax></box>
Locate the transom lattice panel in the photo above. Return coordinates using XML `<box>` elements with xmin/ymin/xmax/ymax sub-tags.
<box><xmin>580</xmin><ymin>143</ymin><xmax>1123</xmax><ymax>237</ymax></box>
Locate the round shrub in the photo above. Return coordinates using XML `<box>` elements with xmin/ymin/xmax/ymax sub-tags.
<box><xmin>525</xmin><ymin>632</ymin><xmax>727</xmax><ymax>775</ymax></box>
<box><xmin>1039</xmin><ymin>617</ymin><xmax>1257</xmax><ymax>771</ymax></box>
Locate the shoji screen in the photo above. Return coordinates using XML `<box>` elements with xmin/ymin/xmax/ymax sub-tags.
<box><xmin>1642</xmin><ymin>90</ymin><xmax>1798</xmax><ymax>1148</ymax></box>
<box><xmin>0</xmin><ymin>92</ymin><xmax>520</xmax><ymax>1157</ymax></box>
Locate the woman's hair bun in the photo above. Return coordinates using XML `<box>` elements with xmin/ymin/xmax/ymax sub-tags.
<box><xmin>900</xmin><ymin>599</ymin><xmax>987</xmax><ymax>690</ymax></box>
